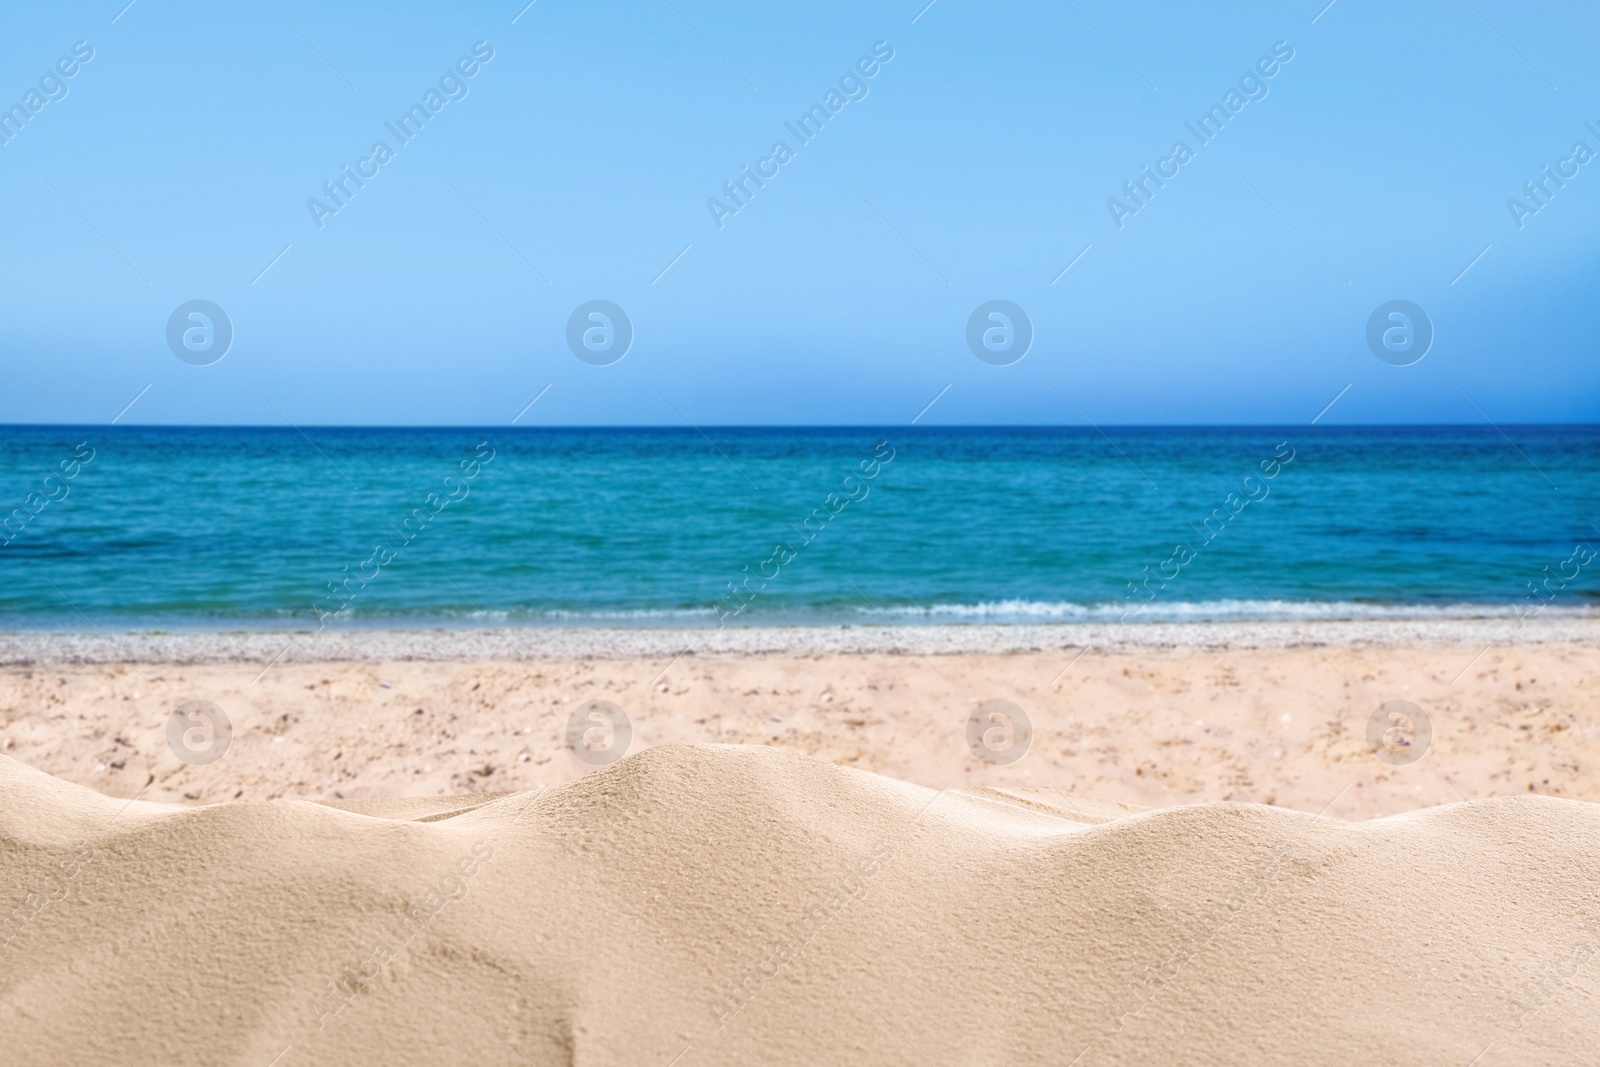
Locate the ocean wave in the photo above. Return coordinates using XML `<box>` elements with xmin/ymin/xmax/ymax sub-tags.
<box><xmin>11</xmin><ymin>600</ymin><xmax>1595</xmax><ymax>631</ymax></box>
<box><xmin>858</xmin><ymin>599</ymin><xmax>1600</xmax><ymax>623</ymax></box>
<box><xmin>335</xmin><ymin>599</ymin><xmax>1600</xmax><ymax>626</ymax></box>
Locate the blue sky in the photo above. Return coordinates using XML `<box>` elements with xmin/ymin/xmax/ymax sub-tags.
<box><xmin>1</xmin><ymin>0</ymin><xmax>1596</xmax><ymax>426</ymax></box>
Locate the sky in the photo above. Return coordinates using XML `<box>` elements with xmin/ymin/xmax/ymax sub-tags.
<box><xmin>0</xmin><ymin>0</ymin><xmax>1597</xmax><ymax>426</ymax></box>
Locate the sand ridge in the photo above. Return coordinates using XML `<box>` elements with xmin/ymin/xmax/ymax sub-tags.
<box><xmin>2</xmin><ymin>743</ymin><xmax>1598</xmax><ymax>1065</ymax></box>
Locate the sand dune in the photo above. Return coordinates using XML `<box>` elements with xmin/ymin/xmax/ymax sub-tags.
<box><xmin>2</xmin><ymin>744</ymin><xmax>1597</xmax><ymax>1066</ymax></box>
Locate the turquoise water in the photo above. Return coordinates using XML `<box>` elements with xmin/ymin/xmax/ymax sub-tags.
<box><xmin>0</xmin><ymin>426</ymin><xmax>1595</xmax><ymax>628</ymax></box>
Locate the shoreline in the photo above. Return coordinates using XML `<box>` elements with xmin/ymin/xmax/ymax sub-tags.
<box><xmin>0</xmin><ymin>616</ymin><xmax>1595</xmax><ymax>664</ymax></box>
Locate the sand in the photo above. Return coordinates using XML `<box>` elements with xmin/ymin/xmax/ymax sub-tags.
<box><xmin>3</xmin><ymin>742</ymin><xmax>1598</xmax><ymax>1066</ymax></box>
<box><xmin>3</xmin><ymin>623</ymin><xmax>1598</xmax><ymax>1062</ymax></box>
<box><xmin>1</xmin><ymin>627</ymin><xmax>1596</xmax><ymax>821</ymax></box>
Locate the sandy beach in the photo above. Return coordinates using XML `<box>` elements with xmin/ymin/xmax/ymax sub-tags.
<box><xmin>7</xmin><ymin>2</ymin><xmax>1596</xmax><ymax>1060</ymax></box>
<box><xmin>4</xmin><ymin>624</ymin><xmax>1599</xmax><ymax>1064</ymax></box>
<box><xmin>4</xmin><ymin>740</ymin><xmax>1598</xmax><ymax>1066</ymax></box>
<box><xmin>2</xmin><ymin>621</ymin><xmax>1595</xmax><ymax>822</ymax></box>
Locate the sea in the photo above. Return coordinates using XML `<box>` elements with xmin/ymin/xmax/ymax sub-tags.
<box><xmin>0</xmin><ymin>425</ymin><xmax>1595</xmax><ymax>630</ymax></box>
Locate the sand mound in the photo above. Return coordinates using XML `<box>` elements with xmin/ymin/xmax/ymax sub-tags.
<box><xmin>2</xmin><ymin>744</ymin><xmax>1597</xmax><ymax>1066</ymax></box>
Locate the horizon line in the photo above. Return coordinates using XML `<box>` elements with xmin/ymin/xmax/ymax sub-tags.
<box><xmin>1</xmin><ymin>421</ymin><xmax>1597</xmax><ymax>431</ymax></box>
